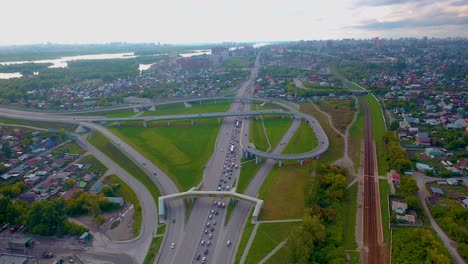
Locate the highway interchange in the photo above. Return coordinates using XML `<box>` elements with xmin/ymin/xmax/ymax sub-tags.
<box><xmin>0</xmin><ymin>54</ymin><xmax>329</xmax><ymax>263</ymax></box>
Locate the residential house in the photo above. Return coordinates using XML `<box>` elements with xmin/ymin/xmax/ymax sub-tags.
<box><xmin>90</xmin><ymin>181</ymin><xmax>103</xmax><ymax>194</ymax></box>
<box><xmin>462</xmin><ymin>198</ymin><xmax>468</xmax><ymax>208</ymax></box>
<box><xmin>392</xmin><ymin>201</ymin><xmax>408</xmax><ymax>214</ymax></box>
<box><xmin>430</xmin><ymin>186</ymin><xmax>445</xmax><ymax>197</ymax></box>
<box><xmin>416</xmin><ymin>132</ymin><xmax>431</xmax><ymax>147</ymax></box>
<box><xmin>397</xmin><ymin>214</ymin><xmax>416</xmax><ymax>224</ymax></box>
<box><xmin>416</xmin><ymin>162</ymin><xmax>433</xmax><ymax>172</ymax></box>
<box><xmin>425</xmin><ymin>148</ymin><xmax>444</xmax><ymax>157</ymax></box>
<box><xmin>105</xmin><ymin>197</ymin><xmax>124</xmax><ymax>206</ymax></box>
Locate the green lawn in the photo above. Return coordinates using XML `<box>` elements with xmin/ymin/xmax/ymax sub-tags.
<box><xmin>301</xmin><ymin>103</ymin><xmax>344</xmax><ymax>164</ymax></box>
<box><xmin>143</xmin><ymin>237</ymin><xmax>163</xmax><ymax>264</ymax></box>
<box><xmin>0</xmin><ymin>117</ymin><xmax>77</xmax><ymax>131</ymax></box>
<box><xmin>87</xmin><ymin>131</ymin><xmax>161</xmax><ymax>207</ymax></box>
<box><xmin>141</xmin><ymin>100</ymin><xmax>231</xmax><ymax>116</ymax></box>
<box><xmin>363</xmin><ymin>95</ymin><xmax>387</xmax><ymax>175</ymax></box>
<box><xmin>348</xmin><ymin>99</ymin><xmax>364</xmax><ymax>173</ymax></box>
<box><xmin>263</xmin><ymin>118</ymin><xmax>293</xmax><ymax>150</ymax></box>
<box><xmin>102</xmin><ymin>174</ymin><xmax>142</xmax><ymax>236</ymax></box>
<box><xmin>235</xmin><ymin>215</ymin><xmax>256</xmax><ymax>264</ymax></box>
<box><xmin>78</xmin><ymin>155</ymin><xmax>108</xmax><ymax>174</ymax></box>
<box><xmin>51</xmin><ymin>142</ymin><xmax>85</xmax><ymax>157</ymax></box>
<box><xmin>222</xmin><ymin>57</ymin><xmax>252</xmax><ymax>68</ymax></box>
<box><xmin>344</xmin><ymin>182</ymin><xmax>358</xmax><ymax>250</ymax></box>
<box><xmin>259</xmin><ymin>165</ymin><xmax>309</xmax><ymax>220</ymax></box>
<box><xmin>379</xmin><ymin>179</ymin><xmax>390</xmax><ymax>243</ymax></box>
<box><xmin>282</xmin><ymin>121</ymin><xmax>317</xmax><ymax>154</ymax></box>
<box><xmin>250</xmin><ymin>119</ymin><xmax>269</xmax><ymax>151</ymax></box>
<box><xmin>349</xmin><ymin>81</ymin><xmax>366</xmax><ymax>90</ymax></box>
<box><xmin>244</xmin><ymin>222</ymin><xmax>300</xmax><ymax>264</ymax></box>
<box><xmin>264</xmin><ymin>244</ymin><xmax>290</xmax><ymax>264</ymax></box>
<box><xmin>109</xmin><ymin>123</ymin><xmax>221</xmax><ymax>191</ymax></box>
<box><xmin>237</xmin><ymin>160</ymin><xmax>261</xmax><ymax>194</ymax></box>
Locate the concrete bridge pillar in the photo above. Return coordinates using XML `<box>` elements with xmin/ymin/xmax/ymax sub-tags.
<box><xmin>255</xmin><ymin>116</ymin><xmax>259</xmax><ymax>121</ymax></box>
<box><xmin>167</xmin><ymin>121</ymin><xmax>171</xmax><ymax>126</ymax></box>
<box><xmin>282</xmin><ymin>115</ymin><xmax>285</xmax><ymax>119</ymax></box>
<box><xmin>278</xmin><ymin>160</ymin><xmax>283</xmax><ymax>167</ymax></box>
<box><xmin>143</xmin><ymin>121</ymin><xmax>147</xmax><ymax>128</ymax></box>
<box><xmin>255</xmin><ymin>156</ymin><xmax>259</xmax><ymax>164</ymax></box>
<box><xmin>299</xmin><ymin>160</ymin><xmax>304</xmax><ymax>165</ymax></box>
<box><xmin>191</xmin><ymin>119</ymin><xmax>194</xmax><ymax>126</ymax></box>
<box><xmin>116</xmin><ymin>122</ymin><xmax>121</xmax><ymax>127</ymax></box>
<box><xmin>218</xmin><ymin>117</ymin><xmax>221</xmax><ymax>124</ymax></box>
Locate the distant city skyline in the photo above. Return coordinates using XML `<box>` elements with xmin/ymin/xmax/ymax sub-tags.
<box><xmin>1</xmin><ymin>0</ymin><xmax>466</xmax><ymax>45</ymax></box>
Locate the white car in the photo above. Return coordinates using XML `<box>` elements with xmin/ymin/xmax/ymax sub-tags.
<box><xmin>227</xmin><ymin>240</ymin><xmax>232</xmax><ymax>247</ymax></box>
<box><xmin>171</xmin><ymin>242</ymin><xmax>175</xmax><ymax>249</ymax></box>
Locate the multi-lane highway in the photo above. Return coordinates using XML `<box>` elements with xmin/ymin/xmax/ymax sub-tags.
<box><xmin>0</xmin><ymin>51</ymin><xmax>328</xmax><ymax>264</ymax></box>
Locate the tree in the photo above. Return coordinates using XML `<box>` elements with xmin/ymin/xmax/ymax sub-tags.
<box><xmin>390</xmin><ymin>120</ymin><xmax>399</xmax><ymax>131</ymax></box>
<box><xmin>28</xmin><ymin>199</ymin><xmax>67</xmax><ymax>236</ymax></box>
<box><xmin>399</xmin><ymin>176</ymin><xmax>419</xmax><ymax>197</ymax></box>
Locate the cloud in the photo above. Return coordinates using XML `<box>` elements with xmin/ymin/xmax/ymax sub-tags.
<box><xmin>451</xmin><ymin>0</ymin><xmax>468</xmax><ymax>6</ymax></box>
<box><xmin>353</xmin><ymin>14</ymin><xmax>468</xmax><ymax>30</ymax></box>
<box><xmin>354</xmin><ymin>0</ymin><xmax>429</xmax><ymax>7</ymax></box>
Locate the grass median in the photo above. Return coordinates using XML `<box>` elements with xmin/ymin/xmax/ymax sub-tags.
<box><xmin>244</xmin><ymin>222</ymin><xmax>300</xmax><ymax>264</ymax></box>
<box><xmin>259</xmin><ymin>165</ymin><xmax>309</xmax><ymax>220</ymax></box>
<box><xmin>301</xmin><ymin>103</ymin><xmax>343</xmax><ymax>163</ymax></box>
<box><xmin>141</xmin><ymin>100</ymin><xmax>231</xmax><ymax>116</ymax></box>
<box><xmin>109</xmin><ymin>122</ymin><xmax>220</xmax><ymax>191</ymax></box>
<box><xmin>282</xmin><ymin>121</ymin><xmax>317</xmax><ymax>154</ymax></box>
<box><xmin>87</xmin><ymin>131</ymin><xmax>161</xmax><ymax>206</ymax></box>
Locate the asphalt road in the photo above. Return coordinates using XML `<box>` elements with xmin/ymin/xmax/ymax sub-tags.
<box><xmin>0</xmin><ymin>51</ymin><xmax>325</xmax><ymax>264</ymax></box>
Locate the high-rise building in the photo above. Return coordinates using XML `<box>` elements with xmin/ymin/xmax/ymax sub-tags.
<box><xmin>375</xmin><ymin>37</ymin><xmax>383</xmax><ymax>49</ymax></box>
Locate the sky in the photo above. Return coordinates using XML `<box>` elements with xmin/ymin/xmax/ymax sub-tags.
<box><xmin>1</xmin><ymin>0</ymin><xmax>466</xmax><ymax>45</ymax></box>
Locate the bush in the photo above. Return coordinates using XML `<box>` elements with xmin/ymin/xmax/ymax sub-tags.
<box><xmin>93</xmin><ymin>215</ymin><xmax>106</xmax><ymax>226</ymax></box>
<box><xmin>64</xmin><ymin>221</ymin><xmax>88</xmax><ymax>235</ymax></box>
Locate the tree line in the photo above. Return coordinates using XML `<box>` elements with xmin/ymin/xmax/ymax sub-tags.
<box><xmin>288</xmin><ymin>164</ymin><xmax>348</xmax><ymax>263</ymax></box>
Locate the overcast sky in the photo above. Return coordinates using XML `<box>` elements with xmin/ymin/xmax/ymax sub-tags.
<box><xmin>1</xmin><ymin>0</ymin><xmax>466</xmax><ymax>45</ymax></box>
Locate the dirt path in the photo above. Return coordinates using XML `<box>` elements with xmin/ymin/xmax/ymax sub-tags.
<box><xmin>310</xmin><ymin>99</ymin><xmax>358</xmax><ymax>176</ymax></box>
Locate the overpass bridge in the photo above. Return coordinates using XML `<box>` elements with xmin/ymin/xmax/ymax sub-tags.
<box><xmin>158</xmin><ymin>188</ymin><xmax>263</xmax><ymax>223</ymax></box>
<box><xmin>0</xmin><ymin>96</ymin><xmax>329</xmax><ymax>161</ymax></box>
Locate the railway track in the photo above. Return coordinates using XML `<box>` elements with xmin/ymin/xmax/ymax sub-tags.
<box><xmin>360</xmin><ymin>97</ymin><xmax>385</xmax><ymax>264</ymax></box>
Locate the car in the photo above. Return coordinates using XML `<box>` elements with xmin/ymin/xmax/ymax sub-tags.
<box><xmin>42</xmin><ymin>251</ymin><xmax>54</xmax><ymax>258</ymax></box>
<box><xmin>53</xmin><ymin>259</ymin><xmax>64</xmax><ymax>264</ymax></box>
<box><xmin>208</xmin><ymin>214</ymin><xmax>213</xmax><ymax>219</ymax></box>
<box><xmin>142</xmin><ymin>162</ymin><xmax>146</xmax><ymax>165</ymax></box>
<box><xmin>215</xmin><ymin>211</ymin><xmax>219</xmax><ymax>215</ymax></box>
<box><xmin>9</xmin><ymin>224</ymin><xmax>21</xmax><ymax>233</ymax></box>
<box><xmin>171</xmin><ymin>242</ymin><xmax>175</xmax><ymax>249</ymax></box>
<box><xmin>201</xmin><ymin>256</ymin><xmax>207</xmax><ymax>263</ymax></box>
<box><xmin>211</xmin><ymin>210</ymin><xmax>215</xmax><ymax>214</ymax></box>
<box><xmin>210</xmin><ymin>227</ymin><xmax>214</xmax><ymax>232</ymax></box>
<box><xmin>201</xmin><ymin>240</ymin><xmax>205</xmax><ymax>246</ymax></box>
<box><xmin>204</xmin><ymin>229</ymin><xmax>208</xmax><ymax>234</ymax></box>
<box><xmin>0</xmin><ymin>223</ymin><xmax>9</xmax><ymax>232</ymax></box>
<box><xmin>213</xmin><ymin>220</ymin><xmax>216</xmax><ymax>225</ymax></box>
<box><xmin>217</xmin><ymin>187</ymin><xmax>221</xmax><ymax>191</ymax></box>
<box><xmin>207</xmin><ymin>240</ymin><xmax>211</xmax><ymax>246</ymax></box>
<box><xmin>171</xmin><ymin>218</ymin><xmax>176</xmax><ymax>223</ymax></box>
<box><xmin>206</xmin><ymin>222</ymin><xmax>210</xmax><ymax>227</ymax></box>
<box><xmin>204</xmin><ymin>249</ymin><xmax>209</xmax><ymax>255</ymax></box>
<box><xmin>208</xmin><ymin>234</ymin><xmax>213</xmax><ymax>239</ymax></box>
<box><xmin>227</xmin><ymin>240</ymin><xmax>232</xmax><ymax>247</ymax></box>
<box><xmin>153</xmin><ymin>172</ymin><xmax>157</xmax><ymax>175</ymax></box>
<box><xmin>196</xmin><ymin>255</ymin><xmax>201</xmax><ymax>261</ymax></box>
<box><xmin>222</xmin><ymin>203</ymin><xmax>226</xmax><ymax>208</ymax></box>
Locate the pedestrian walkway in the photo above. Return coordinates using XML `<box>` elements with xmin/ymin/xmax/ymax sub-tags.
<box><xmin>257</xmin><ymin>240</ymin><xmax>288</xmax><ymax>264</ymax></box>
